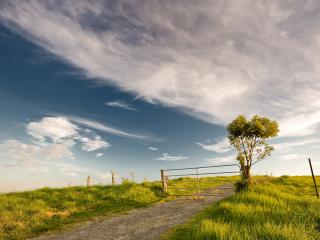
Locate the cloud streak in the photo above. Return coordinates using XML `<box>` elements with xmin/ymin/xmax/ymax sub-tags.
<box><xmin>1</xmin><ymin>1</ymin><xmax>320</xmax><ymax>137</ymax></box>
<box><xmin>105</xmin><ymin>100</ymin><xmax>137</xmax><ymax>111</ymax></box>
<box><xmin>196</xmin><ymin>138</ymin><xmax>232</xmax><ymax>153</ymax></box>
<box><xmin>67</xmin><ymin>116</ymin><xmax>151</xmax><ymax>140</ymax></box>
<box><xmin>155</xmin><ymin>153</ymin><xmax>188</xmax><ymax>161</ymax></box>
<box><xmin>148</xmin><ymin>146</ymin><xmax>158</xmax><ymax>151</ymax></box>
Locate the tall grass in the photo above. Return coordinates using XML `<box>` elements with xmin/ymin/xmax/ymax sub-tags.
<box><xmin>164</xmin><ymin>176</ymin><xmax>320</xmax><ymax>240</ymax></box>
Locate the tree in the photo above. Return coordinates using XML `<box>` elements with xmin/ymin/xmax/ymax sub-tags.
<box><xmin>227</xmin><ymin>115</ymin><xmax>279</xmax><ymax>186</ymax></box>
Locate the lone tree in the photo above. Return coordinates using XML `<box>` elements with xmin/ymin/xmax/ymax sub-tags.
<box><xmin>227</xmin><ymin>115</ymin><xmax>279</xmax><ymax>186</ymax></box>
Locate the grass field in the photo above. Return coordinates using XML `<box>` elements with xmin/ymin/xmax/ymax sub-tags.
<box><xmin>0</xmin><ymin>182</ymin><xmax>163</xmax><ymax>240</ymax></box>
<box><xmin>0</xmin><ymin>177</ymin><xmax>237</xmax><ymax>240</ymax></box>
<box><xmin>164</xmin><ymin>176</ymin><xmax>320</xmax><ymax>240</ymax></box>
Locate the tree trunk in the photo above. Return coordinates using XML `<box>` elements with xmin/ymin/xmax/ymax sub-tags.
<box><xmin>243</xmin><ymin>165</ymin><xmax>251</xmax><ymax>185</ymax></box>
<box><xmin>245</xmin><ymin>166</ymin><xmax>251</xmax><ymax>185</ymax></box>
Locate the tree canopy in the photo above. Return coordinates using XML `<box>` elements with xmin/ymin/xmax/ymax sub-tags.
<box><xmin>227</xmin><ymin>115</ymin><xmax>279</xmax><ymax>185</ymax></box>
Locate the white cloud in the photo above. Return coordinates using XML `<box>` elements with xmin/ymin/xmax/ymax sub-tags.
<box><xmin>42</xmin><ymin>143</ymin><xmax>74</xmax><ymax>160</ymax></box>
<box><xmin>26</xmin><ymin>116</ymin><xmax>111</xmax><ymax>152</ymax></box>
<box><xmin>206</xmin><ymin>155</ymin><xmax>236</xmax><ymax>164</ymax></box>
<box><xmin>148</xmin><ymin>146</ymin><xmax>158</xmax><ymax>151</ymax></box>
<box><xmin>105</xmin><ymin>100</ymin><xmax>136</xmax><ymax>111</ymax></box>
<box><xmin>96</xmin><ymin>153</ymin><xmax>103</xmax><ymax>158</ymax></box>
<box><xmin>273</xmin><ymin>138</ymin><xmax>320</xmax><ymax>151</ymax></box>
<box><xmin>196</xmin><ymin>138</ymin><xmax>232</xmax><ymax>153</ymax></box>
<box><xmin>81</xmin><ymin>137</ymin><xmax>110</xmax><ymax>152</ymax></box>
<box><xmin>26</xmin><ymin>117</ymin><xmax>78</xmax><ymax>143</ymax></box>
<box><xmin>2</xmin><ymin>1</ymin><xmax>320</xmax><ymax>137</ymax></box>
<box><xmin>278</xmin><ymin>154</ymin><xmax>307</xmax><ymax>162</ymax></box>
<box><xmin>0</xmin><ymin>140</ymin><xmax>74</xmax><ymax>169</ymax></box>
<box><xmin>155</xmin><ymin>153</ymin><xmax>188</xmax><ymax>161</ymax></box>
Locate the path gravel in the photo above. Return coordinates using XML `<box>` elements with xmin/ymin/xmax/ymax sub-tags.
<box><xmin>32</xmin><ymin>184</ymin><xmax>235</xmax><ymax>240</ymax></box>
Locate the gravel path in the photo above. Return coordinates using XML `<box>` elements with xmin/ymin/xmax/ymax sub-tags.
<box><xmin>33</xmin><ymin>184</ymin><xmax>235</xmax><ymax>240</ymax></box>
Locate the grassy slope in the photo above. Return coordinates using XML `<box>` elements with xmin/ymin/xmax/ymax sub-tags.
<box><xmin>164</xmin><ymin>176</ymin><xmax>320</xmax><ymax>240</ymax></box>
<box><xmin>0</xmin><ymin>182</ymin><xmax>162</xmax><ymax>240</ymax></box>
<box><xmin>0</xmin><ymin>177</ymin><xmax>237</xmax><ymax>240</ymax></box>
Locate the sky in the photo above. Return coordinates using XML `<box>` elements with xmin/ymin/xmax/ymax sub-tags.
<box><xmin>0</xmin><ymin>0</ymin><xmax>320</xmax><ymax>192</ymax></box>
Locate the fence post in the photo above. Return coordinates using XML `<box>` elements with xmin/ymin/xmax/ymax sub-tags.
<box><xmin>308</xmin><ymin>158</ymin><xmax>319</xmax><ymax>198</ymax></box>
<box><xmin>87</xmin><ymin>176</ymin><xmax>91</xmax><ymax>187</ymax></box>
<box><xmin>111</xmin><ymin>171</ymin><xmax>115</xmax><ymax>185</ymax></box>
<box><xmin>196</xmin><ymin>168</ymin><xmax>200</xmax><ymax>195</ymax></box>
<box><xmin>161</xmin><ymin>169</ymin><xmax>168</xmax><ymax>193</ymax></box>
<box><xmin>130</xmin><ymin>171</ymin><xmax>135</xmax><ymax>182</ymax></box>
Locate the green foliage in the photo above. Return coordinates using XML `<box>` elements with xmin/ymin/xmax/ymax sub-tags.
<box><xmin>227</xmin><ymin>115</ymin><xmax>279</xmax><ymax>184</ymax></box>
<box><xmin>164</xmin><ymin>176</ymin><xmax>320</xmax><ymax>240</ymax></box>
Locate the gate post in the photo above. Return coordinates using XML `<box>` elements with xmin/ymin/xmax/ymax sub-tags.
<box><xmin>87</xmin><ymin>176</ymin><xmax>91</xmax><ymax>187</ymax></box>
<box><xmin>161</xmin><ymin>169</ymin><xmax>168</xmax><ymax>193</ymax></box>
<box><xmin>111</xmin><ymin>171</ymin><xmax>115</xmax><ymax>185</ymax></box>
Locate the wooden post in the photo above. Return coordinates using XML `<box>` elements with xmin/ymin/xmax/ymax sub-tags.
<box><xmin>308</xmin><ymin>158</ymin><xmax>319</xmax><ymax>198</ymax></box>
<box><xmin>196</xmin><ymin>168</ymin><xmax>200</xmax><ymax>195</ymax></box>
<box><xmin>130</xmin><ymin>171</ymin><xmax>135</xmax><ymax>182</ymax></box>
<box><xmin>87</xmin><ymin>176</ymin><xmax>91</xmax><ymax>187</ymax></box>
<box><xmin>111</xmin><ymin>171</ymin><xmax>115</xmax><ymax>185</ymax></box>
<box><xmin>161</xmin><ymin>169</ymin><xmax>168</xmax><ymax>193</ymax></box>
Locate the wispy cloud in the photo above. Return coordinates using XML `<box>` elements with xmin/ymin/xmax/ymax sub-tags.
<box><xmin>0</xmin><ymin>115</ymin><xmax>116</xmax><ymax>174</ymax></box>
<box><xmin>148</xmin><ymin>146</ymin><xmax>158</xmax><ymax>151</ymax></box>
<box><xmin>96</xmin><ymin>153</ymin><xmax>103</xmax><ymax>158</ymax></box>
<box><xmin>196</xmin><ymin>138</ymin><xmax>232</xmax><ymax>153</ymax></box>
<box><xmin>0</xmin><ymin>139</ymin><xmax>74</xmax><ymax>170</ymax></box>
<box><xmin>105</xmin><ymin>100</ymin><xmax>137</xmax><ymax>111</ymax></box>
<box><xmin>278</xmin><ymin>154</ymin><xmax>307</xmax><ymax>162</ymax></box>
<box><xmin>27</xmin><ymin>116</ymin><xmax>110</xmax><ymax>152</ymax></box>
<box><xmin>2</xmin><ymin>1</ymin><xmax>320</xmax><ymax>137</ymax></box>
<box><xmin>80</xmin><ymin>136</ymin><xmax>110</xmax><ymax>152</ymax></box>
<box><xmin>66</xmin><ymin>116</ymin><xmax>150</xmax><ymax>140</ymax></box>
<box><xmin>273</xmin><ymin>138</ymin><xmax>320</xmax><ymax>151</ymax></box>
<box><xmin>206</xmin><ymin>155</ymin><xmax>236</xmax><ymax>164</ymax></box>
<box><xmin>155</xmin><ymin>153</ymin><xmax>188</xmax><ymax>161</ymax></box>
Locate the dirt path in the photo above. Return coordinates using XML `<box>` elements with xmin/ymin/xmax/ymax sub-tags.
<box><xmin>33</xmin><ymin>184</ymin><xmax>235</xmax><ymax>240</ymax></box>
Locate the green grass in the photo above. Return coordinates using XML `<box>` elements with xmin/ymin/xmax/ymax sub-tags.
<box><xmin>0</xmin><ymin>182</ymin><xmax>163</xmax><ymax>240</ymax></box>
<box><xmin>0</xmin><ymin>177</ymin><xmax>235</xmax><ymax>240</ymax></box>
<box><xmin>164</xmin><ymin>176</ymin><xmax>320</xmax><ymax>240</ymax></box>
<box><xmin>167</xmin><ymin>176</ymin><xmax>240</xmax><ymax>196</ymax></box>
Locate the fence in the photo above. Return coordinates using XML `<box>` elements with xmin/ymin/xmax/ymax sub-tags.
<box><xmin>161</xmin><ymin>164</ymin><xmax>241</xmax><ymax>196</ymax></box>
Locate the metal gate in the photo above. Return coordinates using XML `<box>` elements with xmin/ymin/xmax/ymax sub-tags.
<box><xmin>160</xmin><ymin>164</ymin><xmax>241</xmax><ymax>196</ymax></box>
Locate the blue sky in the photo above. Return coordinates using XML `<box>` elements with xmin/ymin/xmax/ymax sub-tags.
<box><xmin>0</xmin><ymin>1</ymin><xmax>320</xmax><ymax>191</ymax></box>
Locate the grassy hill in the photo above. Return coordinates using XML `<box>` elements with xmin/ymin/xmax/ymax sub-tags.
<box><xmin>164</xmin><ymin>176</ymin><xmax>320</xmax><ymax>240</ymax></box>
<box><xmin>0</xmin><ymin>177</ymin><xmax>237</xmax><ymax>240</ymax></box>
<box><xmin>0</xmin><ymin>182</ymin><xmax>163</xmax><ymax>240</ymax></box>
<box><xmin>3</xmin><ymin>175</ymin><xmax>317</xmax><ymax>240</ymax></box>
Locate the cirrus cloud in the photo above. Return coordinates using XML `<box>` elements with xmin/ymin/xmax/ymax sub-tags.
<box><xmin>196</xmin><ymin>138</ymin><xmax>232</xmax><ymax>153</ymax></box>
<box><xmin>105</xmin><ymin>100</ymin><xmax>137</xmax><ymax>111</ymax></box>
<box><xmin>155</xmin><ymin>153</ymin><xmax>188</xmax><ymax>161</ymax></box>
<box><xmin>2</xmin><ymin>1</ymin><xmax>320</xmax><ymax>138</ymax></box>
